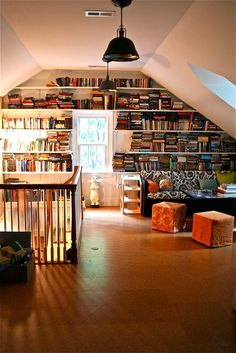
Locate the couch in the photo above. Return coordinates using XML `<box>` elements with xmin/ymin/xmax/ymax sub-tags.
<box><xmin>140</xmin><ymin>170</ymin><xmax>236</xmax><ymax>217</ymax></box>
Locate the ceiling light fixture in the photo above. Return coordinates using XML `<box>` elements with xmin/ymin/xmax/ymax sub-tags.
<box><xmin>99</xmin><ymin>60</ymin><xmax>116</xmax><ymax>91</ymax></box>
<box><xmin>103</xmin><ymin>0</ymin><xmax>139</xmax><ymax>62</ymax></box>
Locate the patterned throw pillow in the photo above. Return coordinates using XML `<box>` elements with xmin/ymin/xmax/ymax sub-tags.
<box><xmin>147</xmin><ymin>180</ymin><xmax>159</xmax><ymax>193</ymax></box>
<box><xmin>159</xmin><ymin>179</ymin><xmax>174</xmax><ymax>191</ymax></box>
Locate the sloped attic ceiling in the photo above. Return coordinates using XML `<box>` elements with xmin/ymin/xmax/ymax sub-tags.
<box><xmin>142</xmin><ymin>0</ymin><xmax>236</xmax><ymax>138</ymax></box>
<box><xmin>0</xmin><ymin>16</ymin><xmax>41</xmax><ymax>95</ymax></box>
<box><xmin>0</xmin><ymin>0</ymin><xmax>235</xmax><ymax>137</ymax></box>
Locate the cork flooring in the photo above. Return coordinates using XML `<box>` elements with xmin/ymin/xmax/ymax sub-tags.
<box><xmin>0</xmin><ymin>207</ymin><xmax>236</xmax><ymax>353</ymax></box>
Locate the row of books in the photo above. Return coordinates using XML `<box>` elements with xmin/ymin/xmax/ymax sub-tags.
<box><xmin>3</xmin><ymin>131</ymin><xmax>71</xmax><ymax>152</ymax></box>
<box><xmin>217</xmin><ymin>183</ymin><xmax>236</xmax><ymax>195</ymax></box>
<box><xmin>2</xmin><ymin>154</ymin><xmax>72</xmax><ymax>172</ymax></box>
<box><xmin>7</xmin><ymin>93</ymin><xmax>114</xmax><ymax>110</ymax></box>
<box><xmin>112</xmin><ymin>153</ymin><xmax>236</xmax><ymax>172</ymax></box>
<box><xmin>7</xmin><ymin>92</ymin><xmax>189</xmax><ymax>111</ymax></box>
<box><xmin>171</xmin><ymin>155</ymin><xmax>236</xmax><ymax>171</ymax></box>
<box><xmin>191</xmin><ymin>114</ymin><xmax>222</xmax><ymax>131</ymax></box>
<box><xmin>129</xmin><ymin>132</ymin><xmax>236</xmax><ymax>153</ymax></box>
<box><xmin>116</xmin><ymin>92</ymin><xmax>177</xmax><ymax>110</ymax></box>
<box><xmin>55</xmin><ymin>77</ymin><xmax>153</xmax><ymax>88</ymax></box>
<box><xmin>2</xmin><ymin>114</ymin><xmax>72</xmax><ymax>130</ymax></box>
<box><xmin>115</xmin><ymin>111</ymin><xmax>222</xmax><ymax>131</ymax></box>
<box><xmin>8</xmin><ymin>93</ymin><xmax>75</xmax><ymax>109</ymax></box>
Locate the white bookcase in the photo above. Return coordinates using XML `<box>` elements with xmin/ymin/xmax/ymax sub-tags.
<box><xmin>120</xmin><ymin>174</ymin><xmax>142</xmax><ymax>214</ymax></box>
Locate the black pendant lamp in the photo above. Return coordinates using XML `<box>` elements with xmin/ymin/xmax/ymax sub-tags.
<box><xmin>99</xmin><ymin>60</ymin><xmax>116</xmax><ymax>91</ymax></box>
<box><xmin>103</xmin><ymin>0</ymin><xmax>139</xmax><ymax>62</ymax></box>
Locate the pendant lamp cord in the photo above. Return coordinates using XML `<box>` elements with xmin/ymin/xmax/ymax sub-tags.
<box><xmin>106</xmin><ymin>62</ymin><xmax>109</xmax><ymax>80</ymax></box>
<box><xmin>118</xmin><ymin>6</ymin><xmax>125</xmax><ymax>37</ymax></box>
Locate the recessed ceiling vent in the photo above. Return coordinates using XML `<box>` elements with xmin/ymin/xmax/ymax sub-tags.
<box><xmin>88</xmin><ymin>65</ymin><xmax>106</xmax><ymax>68</ymax></box>
<box><xmin>84</xmin><ymin>10</ymin><xmax>116</xmax><ymax>17</ymax></box>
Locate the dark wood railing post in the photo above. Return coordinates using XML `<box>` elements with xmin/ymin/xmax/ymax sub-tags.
<box><xmin>70</xmin><ymin>188</ymin><xmax>78</xmax><ymax>264</ymax></box>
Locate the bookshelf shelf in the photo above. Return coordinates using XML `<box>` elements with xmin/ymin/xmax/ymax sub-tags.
<box><xmin>115</xmin><ymin>109</ymin><xmax>196</xmax><ymax>112</ymax></box>
<box><xmin>2</xmin><ymin>171</ymin><xmax>72</xmax><ymax>174</ymax></box>
<box><xmin>0</xmin><ymin>109</ymin><xmax>73</xmax><ymax>174</ymax></box>
<box><xmin>116</xmin><ymin>87</ymin><xmax>166</xmax><ymax>91</ymax></box>
<box><xmin>2</xmin><ymin>79</ymin><xmax>236</xmax><ymax>176</ymax></box>
<box><xmin>112</xmin><ymin>108</ymin><xmax>236</xmax><ymax>172</ymax></box>
<box><xmin>2</xmin><ymin>109</ymin><xmax>73</xmax><ymax>111</ymax></box>
<box><xmin>126</xmin><ymin>152</ymin><xmax>236</xmax><ymax>155</ymax></box>
<box><xmin>2</xmin><ymin>151</ymin><xmax>72</xmax><ymax>154</ymax></box>
<box><xmin>1</xmin><ymin>129</ymin><xmax>72</xmax><ymax>132</ymax></box>
<box><xmin>15</xmin><ymin>86</ymin><xmax>165</xmax><ymax>91</ymax></box>
<box><xmin>113</xmin><ymin>129</ymin><xmax>225</xmax><ymax>134</ymax></box>
<box><xmin>15</xmin><ymin>86</ymin><xmax>99</xmax><ymax>90</ymax></box>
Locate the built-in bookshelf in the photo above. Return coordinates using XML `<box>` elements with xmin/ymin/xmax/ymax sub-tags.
<box><xmin>51</xmin><ymin>76</ymin><xmax>153</xmax><ymax>88</ymax></box>
<box><xmin>4</xmin><ymin>76</ymin><xmax>155</xmax><ymax>111</ymax></box>
<box><xmin>1</xmin><ymin>110</ymin><xmax>72</xmax><ymax>129</ymax></box>
<box><xmin>0</xmin><ymin>110</ymin><xmax>73</xmax><ymax>173</ymax></box>
<box><xmin>115</xmin><ymin>90</ymin><xmax>185</xmax><ymax>111</ymax></box>
<box><xmin>112</xmin><ymin>152</ymin><xmax>236</xmax><ymax>172</ymax></box>
<box><xmin>112</xmin><ymin>110</ymin><xmax>236</xmax><ymax>172</ymax></box>
<box><xmin>2</xmin><ymin>153</ymin><xmax>72</xmax><ymax>173</ymax></box>
<box><xmin>2</xmin><ymin>76</ymin><xmax>236</xmax><ymax>175</ymax></box>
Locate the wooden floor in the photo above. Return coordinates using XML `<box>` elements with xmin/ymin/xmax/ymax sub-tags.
<box><xmin>1</xmin><ymin>207</ymin><xmax>236</xmax><ymax>353</ymax></box>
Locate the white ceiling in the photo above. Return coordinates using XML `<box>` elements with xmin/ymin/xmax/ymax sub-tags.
<box><xmin>1</xmin><ymin>0</ymin><xmax>193</xmax><ymax>70</ymax></box>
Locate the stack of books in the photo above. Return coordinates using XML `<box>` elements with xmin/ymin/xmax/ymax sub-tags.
<box><xmin>73</xmin><ymin>99</ymin><xmax>92</xmax><ymax>109</ymax></box>
<box><xmin>152</xmin><ymin>133</ymin><xmax>165</xmax><ymax>152</ymax></box>
<box><xmin>209</xmin><ymin>135</ymin><xmax>221</xmax><ymax>152</ymax></box>
<box><xmin>217</xmin><ymin>184</ymin><xmax>236</xmax><ymax>197</ymax></box>
<box><xmin>34</xmin><ymin>98</ymin><xmax>47</xmax><ymax>108</ymax></box>
<box><xmin>130</xmin><ymin>112</ymin><xmax>142</xmax><ymax>129</ymax></box>
<box><xmin>139</xmin><ymin>95</ymin><xmax>150</xmax><ymax>110</ymax></box>
<box><xmin>46</xmin><ymin>94</ymin><xmax>58</xmax><ymax>108</ymax></box>
<box><xmin>91</xmin><ymin>91</ymin><xmax>104</xmax><ymax>110</ymax></box>
<box><xmin>172</xmin><ymin>101</ymin><xmax>184</xmax><ymax>110</ymax></box>
<box><xmin>198</xmin><ymin>136</ymin><xmax>209</xmax><ymax>152</ymax></box>
<box><xmin>159</xmin><ymin>92</ymin><xmax>172</xmax><ymax>110</ymax></box>
<box><xmin>165</xmin><ymin>133</ymin><xmax>178</xmax><ymax>152</ymax></box>
<box><xmin>58</xmin><ymin>92</ymin><xmax>74</xmax><ymax>109</ymax></box>
<box><xmin>22</xmin><ymin>97</ymin><xmax>34</xmax><ymax>109</ymax></box>
<box><xmin>149</xmin><ymin>92</ymin><xmax>159</xmax><ymax>110</ymax></box>
<box><xmin>8</xmin><ymin>94</ymin><xmax>22</xmax><ymax>108</ymax></box>
<box><xmin>116</xmin><ymin>112</ymin><xmax>129</xmax><ymax>130</ymax></box>
<box><xmin>128</xmin><ymin>95</ymin><xmax>140</xmax><ymax>110</ymax></box>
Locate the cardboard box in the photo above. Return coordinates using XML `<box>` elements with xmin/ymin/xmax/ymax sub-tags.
<box><xmin>0</xmin><ymin>231</ymin><xmax>35</xmax><ymax>282</ymax></box>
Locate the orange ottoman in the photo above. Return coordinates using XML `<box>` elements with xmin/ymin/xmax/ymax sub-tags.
<box><xmin>152</xmin><ymin>202</ymin><xmax>186</xmax><ymax>233</ymax></box>
<box><xmin>192</xmin><ymin>211</ymin><xmax>234</xmax><ymax>247</ymax></box>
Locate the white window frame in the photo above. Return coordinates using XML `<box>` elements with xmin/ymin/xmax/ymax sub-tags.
<box><xmin>77</xmin><ymin>110</ymin><xmax>113</xmax><ymax>173</ymax></box>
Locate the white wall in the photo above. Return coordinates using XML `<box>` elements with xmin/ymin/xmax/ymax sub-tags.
<box><xmin>0</xmin><ymin>15</ymin><xmax>41</xmax><ymax>96</ymax></box>
<box><xmin>142</xmin><ymin>0</ymin><xmax>236</xmax><ymax>138</ymax></box>
<box><xmin>82</xmin><ymin>173</ymin><xmax>121</xmax><ymax>207</ymax></box>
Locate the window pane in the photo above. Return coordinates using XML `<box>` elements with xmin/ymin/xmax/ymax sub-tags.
<box><xmin>85</xmin><ymin>145</ymin><xmax>105</xmax><ymax>170</ymax></box>
<box><xmin>86</xmin><ymin>118</ymin><xmax>96</xmax><ymax>143</ymax></box>
<box><xmin>79</xmin><ymin>119</ymin><xmax>88</xmax><ymax>143</ymax></box>
<box><xmin>79</xmin><ymin>117</ymin><xmax>106</xmax><ymax>144</ymax></box>
<box><xmin>96</xmin><ymin>145</ymin><xmax>105</xmax><ymax>169</ymax></box>
<box><xmin>97</xmin><ymin>118</ymin><xmax>106</xmax><ymax>143</ymax></box>
<box><xmin>88</xmin><ymin>145</ymin><xmax>96</xmax><ymax>169</ymax></box>
<box><xmin>80</xmin><ymin>145</ymin><xmax>88</xmax><ymax>169</ymax></box>
<box><xmin>78</xmin><ymin>115</ymin><xmax>108</xmax><ymax>171</ymax></box>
